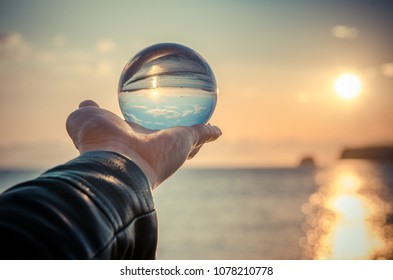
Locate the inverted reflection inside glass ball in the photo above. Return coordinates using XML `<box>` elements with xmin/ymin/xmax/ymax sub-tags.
<box><xmin>118</xmin><ymin>43</ymin><xmax>217</xmax><ymax>130</ymax></box>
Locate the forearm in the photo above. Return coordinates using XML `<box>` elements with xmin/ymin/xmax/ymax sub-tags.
<box><xmin>0</xmin><ymin>151</ymin><xmax>157</xmax><ymax>259</ymax></box>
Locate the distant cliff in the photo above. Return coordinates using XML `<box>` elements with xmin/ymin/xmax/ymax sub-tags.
<box><xmin>340</xmin><ymin>146</ymin><xmax>393</xmax><ymax>160</ymax></box>
<box><xmin>298</xmin><ymin>156</ymin><xmax>316</xmax><ymax>167</ymax></box>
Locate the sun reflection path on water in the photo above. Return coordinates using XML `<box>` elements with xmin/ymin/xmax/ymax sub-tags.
<box><xmin>301</xmin><ymin>161</ymin><xmax>393</xmax><ymax>259</ymax></box>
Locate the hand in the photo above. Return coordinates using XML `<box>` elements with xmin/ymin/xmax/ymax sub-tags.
<box><xmin>66</xmin><ymin>100</ymin><xmax>222</xmax><ymax>189</ymax></box>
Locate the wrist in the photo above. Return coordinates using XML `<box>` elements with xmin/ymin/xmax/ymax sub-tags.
<box><xmin>79</xmin><ymin>142</ymin><xmax>158</xmax><ymax>190</ymax></box>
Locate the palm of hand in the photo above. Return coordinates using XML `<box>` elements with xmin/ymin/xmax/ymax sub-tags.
<box><xmin>66</xmin><ymin>101</ymin><xmax>221</xmax><ymax>189</ymax></box>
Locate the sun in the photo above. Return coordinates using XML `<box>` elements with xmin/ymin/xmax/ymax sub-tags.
<box><xmin>334</xmin><ymin>74</ymin><xmax>362</xmax><ymax>99</ymax></box>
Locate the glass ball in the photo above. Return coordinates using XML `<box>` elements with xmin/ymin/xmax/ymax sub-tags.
<box><xmin>118</xmin><ymin>43</ymin><xmax>217</xmax><ymax>130</ymax></box>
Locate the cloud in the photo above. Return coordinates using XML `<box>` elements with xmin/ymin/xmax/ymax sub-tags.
<box><xmin>182</xmin><ymin>105</ymin><xmax>206</xmax><ymax>116</ymax></box>
<box><xmin>96</xmin><ymin>60</ymin><xmax>114</xmax><ymax>75</ymax></box>
<box><xmin>192</xmin><ymin>104</ymin><xmax>204</xmax><ymax>114</ymax></box>
<box><xmin>96</xmin><ymin>39</ymin><xmax>115</xmax><ymax>53</ymax></box>
<box><xmin>146</xmin><ymin>108</ymin><xmax>180</xmax><ymax>118</ymax></box>
<box><xmin>381</xmin><ymin>63</ymin><xmax>393</xmax><ymax>78</ymax></box>
<box><xmin>64</xmin><ymin>49</ymin><xmax>94</xmax><ymax>62</ymax></box>
<box><xmin>34</xmin><ymin>50</ymin><xmax>57</xmax><ymax>63</ymax></box>
<box><xmin>124</xmin><ymin>112</ymin><xmax>145</xmax><ymax>124</ymax></box>
<box><xmin>182</xmin><ymin>109</ymin><xmax>193</xmax><ymax>116</ymax></box>
<box><xmin>0</xmin><ymin>32</ymin><xmax>116</xmax><ymax>78</ymax></box>
<box><xmin>133</xmin><ymin>105</ymin><xmax>148</xmax><ymax>109</ymax></box>
<box><xmin>52</xmin><ymin>34</ymin><xmax>67</xmax><ymax>47</ymax></box>
<box><xmin>0</xmin><ymin>32</ymin><xmax>30</xmax><ymax>60</ymax></box>
<box><xmin>332</xmin><ymin>25</ymin><xmax>358</xmax><ymax>39</ymax></box>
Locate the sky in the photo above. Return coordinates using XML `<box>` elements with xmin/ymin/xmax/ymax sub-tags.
<box><xmin>0</xmin><ymin>0</ymin><xmax>392</xmax><ymax>169</ymax></box>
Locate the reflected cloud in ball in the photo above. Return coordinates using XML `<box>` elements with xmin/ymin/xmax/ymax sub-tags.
<box><xmin>118</xmin><ymin>43</ymin><xmax>218</xmax><ymax>130</ymax></box>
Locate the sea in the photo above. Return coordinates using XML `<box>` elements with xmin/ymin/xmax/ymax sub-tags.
<box><xmin>1</xmin><ymin>160</ymin><xmax>393</xmax><ymax>260</ymax></box>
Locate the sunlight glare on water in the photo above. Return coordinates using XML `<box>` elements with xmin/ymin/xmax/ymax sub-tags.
<box><xmin>301</xmin><ymin>161</ymin><xmax>393</xmax><ymax>259</ymax></box>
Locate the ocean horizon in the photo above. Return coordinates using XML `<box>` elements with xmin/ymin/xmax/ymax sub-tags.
<box><xmin>1</xmin><ymin>160</ymin><xmax>393</xmax><ymax>259</ymax></box>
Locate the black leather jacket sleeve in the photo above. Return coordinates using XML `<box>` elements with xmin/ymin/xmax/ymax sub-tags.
<box><xmin>0</xmin><ymin>151</ymin><xmax>157</xmax><ymax>259</ymax></box>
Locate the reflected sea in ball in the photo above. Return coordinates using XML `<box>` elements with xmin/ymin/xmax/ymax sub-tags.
<box><xmin>118</xmin><ymin>43</ymin><xmax>217</xmax><ymax>130</ymax></box>
<box><xmin>119</xmin><ymin>88</ymin><xmax>216</xmax><ymax>130</ymax></box>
